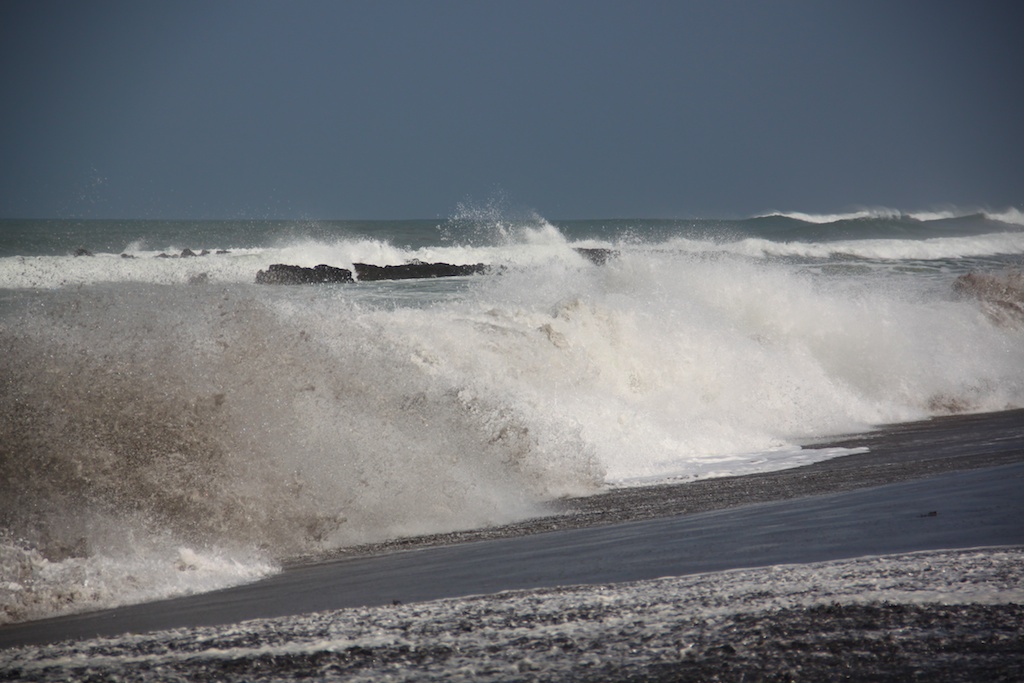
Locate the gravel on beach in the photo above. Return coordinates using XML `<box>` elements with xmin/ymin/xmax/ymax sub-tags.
<box><xmin>4</xmin><ymin>548</ymin><xmax>1022</xmax><ymax>682</ymax></box>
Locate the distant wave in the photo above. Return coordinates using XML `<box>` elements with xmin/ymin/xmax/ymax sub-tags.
<box><xmin>703</xmin><ymin>232</ymin><xmax>1024</xmax><ymax>261</ymax></box>
<box><xmin>3</xmin><ymin>229</ymin><xmax>1023</xmax><ymax>291</ymax></box>
<box><xmin>987</xmin><ymin>207</ymin><xmax>1024</xmax><ymax>226</ymax></box>
<box><xmin>906</xmin><ymin>210</ymin><xmax>962</xmax><ymax>222</ymax></box>
<box><xmin>759</xmin><ymin>207</ymin><xmax>1024</xmax><ymax>226</ymax></box>
<box><xmin>759</xmin><ymin>209</ymin><xmax>904</xmax><ymax>224</ymax></box>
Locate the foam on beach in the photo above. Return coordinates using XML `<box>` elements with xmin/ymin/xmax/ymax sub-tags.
<box><xmin>4</xmin><ymin>547</ymin><xmax>1022</xmax><ymax>681</ymax></box>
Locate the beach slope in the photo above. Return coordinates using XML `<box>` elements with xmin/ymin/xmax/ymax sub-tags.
<box><xmin>2</xmin><ymin>410</ymin><xmax>1023</xmax><ymax>679</ymax></box>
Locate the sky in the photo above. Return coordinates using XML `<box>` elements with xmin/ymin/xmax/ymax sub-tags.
<box><xmin>1</xmin><ymin>0</ymin><xmax>1021</xmax><ymax>220</ymax></box>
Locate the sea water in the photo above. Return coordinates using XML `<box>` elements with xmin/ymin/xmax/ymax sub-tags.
<box><xmin>2</xmin><ymin>207</ymin><xmax>1023</xmax><ymax>623</ymax></box>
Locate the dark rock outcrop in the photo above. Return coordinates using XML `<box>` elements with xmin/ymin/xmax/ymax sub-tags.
<box><xmin>73</xmin><ymin>247</ymin><xmax>93</xmax><ymax>257</ymax></box>
<box><xmin>574</xmin><ymin>248</ymin><xmax>618</xmax><ymax>265</ymax></box>
<box><xmin>353</xmin><ymin>262</ymin><xmax>488</xmax><ymax>281</ymax></box>
<box><xmin>253</xmin><ymin>254</ymin><xmax>615</xmax><ymax>285</ymax></box>
<box><xmin>152</xmin><ymin>249</ymin><xmax>219</xmax><ymax>259</ymax></box>
<box><xmin>256</xmin><ymin>261</ymin><xmax>489</xmax><ymax>284</ymax></box>
<box><xmin>255</xmin><ymin>263</ymin><xmax>354</xmax><ymax>285</ymax></box>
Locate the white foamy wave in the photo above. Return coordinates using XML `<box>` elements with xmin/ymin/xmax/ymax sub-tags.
<box><xmin>0</xmin><ymin>234</ymin><xmax>588</xmax><ymax>290</ymax></box>
<box><xmin>986</xmin><ymin>207</ymin><xmax>1024</xmax><ymax>226</ymax></box>
<box><xmin>263</xmin><ymin>232</ymin><xmax>588</xmax><ymax>276</ymax></box>
<box><xmin>0</xmin><ymin>535</ymin><xmax>275</xmax><ymax>625</ymax></box>
<box><xmin>760</xmin><ymin>206</ymin><xmax>1024</xmax><ymax>227</ymax></box>
<box><xmin>0</xmin><ymin>283</ymin><xmax>595</xmax><ymax>596</ymax></box>
<box><xmin>759</xmin><ymin>208</ymin><xmax>904</xmax><ymax>223</ymax></box>
<box><xmin>660</xmin><ymin>231</ymin><xmax>1024</xmax><ymax>261</ymax></box>
<box><xmin>905</xmin><ymin>209</ymin><xmax>962</xmax><ymax>222</ymax></box>
<box><xmin>384</xmin><ymin>253</ymin><xmax>1024</xmax><ymax>483</ymax></box>
<box><xmin>607</xmin><ymin>446</ymin><xmax>869</xmax><ymax>487</ymax></box>
<box><xmin>265</xmin><ymin>238</ymin><xmax>414</xmax><ymax>270</ymax></box>
<box><xmin>0</xmin><ymin>252</ymin><xmax>268</xmax><ymax>288</ymax></box>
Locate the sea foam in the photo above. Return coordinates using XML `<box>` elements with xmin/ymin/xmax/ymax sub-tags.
<box><xmin>2</xmin><ymin>215</ymin><xmax>1023</xmax><ymax>623</ymax></box>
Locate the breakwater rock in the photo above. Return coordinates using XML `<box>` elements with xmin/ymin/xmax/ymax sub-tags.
<box><xmin>255</xmin><ymin>264</ymin><xmax>355</xmax><ymax>285</ymax></box>
<box><xmin>353</xmin><ymin>262</ymin><xmax>488</xmax><ymax>281</ymax></box>
<box><xmin>256</xmin><ymin>261</ymin><xmax>487</xmax><ymax>284</ymax></box>
<box><xmin>256</xmin><ymin>249</ymin><xmax>617</xmax><ymax>285</ymax></box>
<box><xmin>154</xmin><ymin>249</ymin><xmax>230</xmax><ymax>258</ymax></box>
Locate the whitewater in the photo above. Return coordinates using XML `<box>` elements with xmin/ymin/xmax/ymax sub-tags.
<box><xmin>2</xmin><ymin>208</ymin><xmax>1023</xmax><ymax>625</ymax></box>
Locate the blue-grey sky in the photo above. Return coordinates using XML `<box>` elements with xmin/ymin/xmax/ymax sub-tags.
<box><xmin>1</xmin><ymin>0</ymin><xmax>1021</xmax><ymax>219</ymax></box>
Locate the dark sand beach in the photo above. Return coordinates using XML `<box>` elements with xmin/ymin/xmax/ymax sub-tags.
<box><xmin>2</xmin><ymin>409</ymin><xmax>1023</xmax><ymax>680</ymax></box>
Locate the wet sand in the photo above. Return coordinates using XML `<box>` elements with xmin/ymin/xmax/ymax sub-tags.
<box><xmin>1</xmin><ymin>409</ymin><xmax>1022</xmax><ymax>656</ymax></box>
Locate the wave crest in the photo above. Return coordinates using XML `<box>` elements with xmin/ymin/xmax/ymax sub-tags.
<box><xmin>758</xmin><ymin>208</ymin><xmax>904</xmax><ymax>223</ymax></box>
<box><xmin>0</xmin><ymin>287</ymin><xmax>603</xmax><ymax>568</ymax></box>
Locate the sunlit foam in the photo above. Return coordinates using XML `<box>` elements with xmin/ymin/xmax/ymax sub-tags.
<box><xmin>758</xmin><ymin>208</ymin><xmax>904</xmax><ymax>223</ymax></box>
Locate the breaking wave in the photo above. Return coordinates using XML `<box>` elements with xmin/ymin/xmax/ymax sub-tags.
<box><xmin>2</xmin><ymin>208</ymin><xmax>1024</xmax><ymax>623</ymax></box>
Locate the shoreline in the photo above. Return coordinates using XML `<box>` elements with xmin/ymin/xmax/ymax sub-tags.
<box><xmin>1</xmin><ymin>408</ymin><xmax>1022</xmax><ymax>652</ymax></box>
<box><xmin>300</xmin><ymin>408</ymin><xmax>1024</xmax><ymax>563</ymax></box>
<box><xmin>6</xmin><ymin>547</ymin><xmax>1022</xmax><ymax>681</ymax></box>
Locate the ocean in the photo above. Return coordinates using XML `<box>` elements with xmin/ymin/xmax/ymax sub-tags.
<box><xmin>2</xmin><ymin>206</ymin><xmax>1024</xmax><ymax>630</ymax></box>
